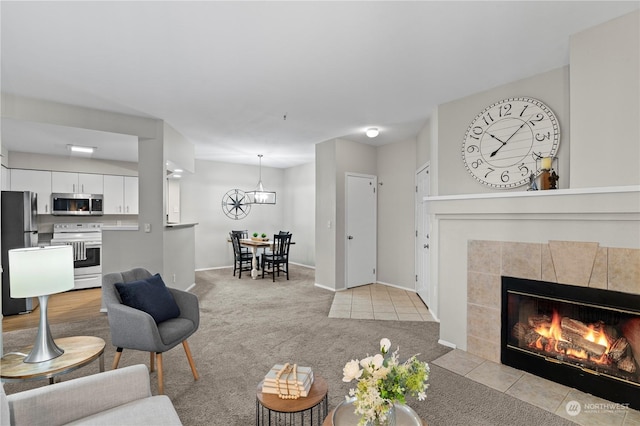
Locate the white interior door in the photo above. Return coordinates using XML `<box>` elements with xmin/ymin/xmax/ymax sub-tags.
<box><xmin>416</xmin><ymin>164</ymin><xmax>431</xmax><ymax>307</ymax></box>
<box><xmin>346</xmin><ymin>173</ymin><xmax>377</xmax><ymax>288</ymax></box>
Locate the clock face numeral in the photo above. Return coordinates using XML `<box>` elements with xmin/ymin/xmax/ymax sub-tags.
<box><xmin>461</xmin><ymin>97</ymin><xmax>560</xmax><ymax>189</ymax></box>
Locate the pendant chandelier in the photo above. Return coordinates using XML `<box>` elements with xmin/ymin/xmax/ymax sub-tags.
<box><xmin>246</xmin><ymin>154</ymin><xmax>276</xmax><ymax>204</ymax></box>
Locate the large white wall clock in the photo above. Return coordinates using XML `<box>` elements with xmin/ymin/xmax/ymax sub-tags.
<box><xmin>222</xmin><ymin>189</ymin><xmax>251</xmax><ymax>220</ymax></box>
<box><xmin>461</xmin><ymin>97</ymin><xmax>560</xmax><ymax>189</ymax></box>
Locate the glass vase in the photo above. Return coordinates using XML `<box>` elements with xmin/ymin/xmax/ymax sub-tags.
<box><xmin>366</xmin><ymin>404</ymin><xmax>396</xmax><ymax>426</ymax></box>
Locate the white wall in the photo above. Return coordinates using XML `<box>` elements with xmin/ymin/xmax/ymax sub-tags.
<box><xmin>283</xmin><ymin>162</ymin><xmax>315</xmax><ymax>267</ymax></box>
<box><xmin>335</xmin><ymin>139</ymin><xmax>377</xmax><ymax>290</ymax></box>
<box><xmin>569</xmin><ymin>10</ymin><xmax>640</xmax><ymax>188</ymax></box>
<box><xmin>437</xmin><ymin>66</ymin><xmax>570</xmax><ymax>196</ymax></box>
<box><xmin>0</xmin><ymin>95</ymin><xmax>196</xmax><ymax>291</ymax></box>
<box><xmin>429</xmin><ymin>11</ymin><xmax>640</xmax><ymax>350</ymax></box>
<box><xmin>182</xmin><ymin>159</ymin><xmax>315</xmax><ymax>270</ymax></box>
<box><xmin>315</xmin><ymin>141</ymin><xmax>337</xmax><ymax>288</ymax></box>
<box><xmin>7</xmin><ymin>151</ymin><xmax>138</xmax><ymax>176</ymax></box>
<box><xmin>377</xmin><ymin>138</ymin><xmax>417</xmax><ymax>289</ymax></box>
<box><xmin>316</xmin><ymin>137</ymin><xmax>417</xmax><ymax>291</ymax></box>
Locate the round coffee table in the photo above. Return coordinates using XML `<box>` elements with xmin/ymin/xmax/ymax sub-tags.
<box><xmin>0</xmin><ymin>336</ymin><xmax>105</xmax><ymax>384</ymax></box>
<box><xmin>256</xmin><ymin>375</ymin><xmax>328</xmax><ymax>425</ymax></box>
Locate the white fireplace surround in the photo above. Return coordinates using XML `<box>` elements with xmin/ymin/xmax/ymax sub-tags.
<box><xmin>425</xmin><ymin>185</ymin><xmax>640</xmax><ymax>358</ymax></box>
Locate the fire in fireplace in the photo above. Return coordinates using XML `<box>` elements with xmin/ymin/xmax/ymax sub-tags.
<box><xmin>501</xmin><ymin>276</ymin><xmax>640</xmax><ymax>410</ymax></box>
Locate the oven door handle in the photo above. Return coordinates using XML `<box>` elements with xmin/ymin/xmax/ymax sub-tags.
<box><xmin>74</xmin><ymin>275</ymin><xmax>101</xmax><ymax>282</ymax></box>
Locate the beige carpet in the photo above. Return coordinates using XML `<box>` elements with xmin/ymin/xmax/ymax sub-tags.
<box><xmin>2</xmin><ymin>265</ymin><xmax>575</xmax><ymax>426</ymax></box>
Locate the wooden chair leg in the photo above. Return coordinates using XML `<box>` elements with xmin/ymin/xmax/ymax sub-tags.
<box><xmin>182</xmin><ymin>340</ymin><xmax>199</xmax><ymax>381</ymax></box>
<box><xmin>156</xmin><ymin>352</ymin><xmax>164</xmax><ymax>395</ymax></box>
<box><xmin>112</xmin><ymin>348</ymin><xmax>123</xmax><ymax>370</ymax></box>
<box><xmin>150</xmin><ymin>352</ymin><xmax>155</xmax><ymax>372</ymax></box>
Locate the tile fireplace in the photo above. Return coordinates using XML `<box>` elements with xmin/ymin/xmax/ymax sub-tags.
<box><xmin>501</xmin><ymin>276</ymin><xmax>640</xmax><ymax>409</ymax></box>
<box><xmin>466</xmin><ymin>240</ymin><xmax>640</xmax><ymax>410</ymax></box>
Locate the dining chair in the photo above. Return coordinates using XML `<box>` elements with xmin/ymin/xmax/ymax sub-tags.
<box><xmin>231</xmin><ymin>229</ymin><xmax>251</xmax><ymax>254</ymax></box>
<box><xmin>261</xmin><ymin>230</ymin><xmax>290</xmax><ymax>256</ymax></box>
<box><xmin>230</xmin><ymin>232</ymin><xmax>254</xmax><ymax>278</ymax></box>
<box><xmin>261</xmin><ymin>233</ymin><xmax>292</xmax><ymax>281</ymax></box>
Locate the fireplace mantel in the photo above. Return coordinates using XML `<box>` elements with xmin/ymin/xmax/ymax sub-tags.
<box><xmin>426</xmin><ymin>185</ymin><xmax>640</xmax><ymax>216</ymax></box>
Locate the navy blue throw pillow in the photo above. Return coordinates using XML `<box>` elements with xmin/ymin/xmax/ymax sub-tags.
<box><xmin>115</xmin><ymin>273</ymin><xmax>180</xmax><ymax>323</ymax></box>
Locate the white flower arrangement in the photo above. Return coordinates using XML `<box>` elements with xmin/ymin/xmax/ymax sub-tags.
<box><xmin>342</xmin><ymin>338</ymin><xmax>430</xmax><ymax>425</ymax></box>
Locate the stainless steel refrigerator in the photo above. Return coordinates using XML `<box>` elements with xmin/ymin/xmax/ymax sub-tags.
<box><xmin>1</xmin><ymin>190</ymin><xmax>39</xmax><ymax>315</ymax></box>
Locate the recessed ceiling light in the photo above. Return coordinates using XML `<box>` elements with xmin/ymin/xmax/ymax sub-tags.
<box><xmin>67</xmin><ymin>144</ymin><xmax>95</xmax><ymax>154</ymax></box>
<box><xmin>366</xmin><ymin>128</ymin><xmax>379</xmax><ymax>138</ymax></box>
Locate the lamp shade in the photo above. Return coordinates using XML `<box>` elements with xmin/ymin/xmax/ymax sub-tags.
<box><xmin>9</xmin><ymin>246</ymin><xmax>74</xmax><ymax>298</ymax></box>
<box><xmin>246</xmin><ymin>182</ymin><xmax>277</xmax><ymax>204</ymax></box>
<box><xmin>245</xmin><ymin>154</ymin><xmax>277</xmax><ymax>204</ymax></box>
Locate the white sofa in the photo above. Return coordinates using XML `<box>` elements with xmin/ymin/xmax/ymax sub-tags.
<box><xmin>1</xmin><ymin>364</ymin><xmax>182</xmax><ymax>426</ymax></box>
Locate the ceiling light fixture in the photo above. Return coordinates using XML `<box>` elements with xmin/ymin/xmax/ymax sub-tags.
<box><xmin>366</xmin><ymin>128</ymin><xmax>379</xmax><ymax>138</ymax></box>
<box><xmin>67</xmin><ymin>144</ymin><xmax>95</xmax><ymax>154</ymax></box>
<box><xmin>246</xmin><ymin>154</ymin><xmax>276</xmax><ymax>205</ymax></box>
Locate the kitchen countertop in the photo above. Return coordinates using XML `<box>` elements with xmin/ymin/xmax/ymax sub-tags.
<box><xmin>101</xmin><ymin>224</ymin><xmax>139</xmax><ymax>231</ymax></box>
<box><xmin>165</xmin><ymin>222</ymin><xmax>198</xmax><ymax>229</ymax></box>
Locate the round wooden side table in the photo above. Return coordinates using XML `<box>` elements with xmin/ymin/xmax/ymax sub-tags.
<box><xmin>256</xmin><ymin>375</ymin><xmax>328</xmax><ymax>426</ymax></box>
<box><xmin>0</xmin><ymin>336</ymin><xmax>105</xmax><ymax>384</ymax></box>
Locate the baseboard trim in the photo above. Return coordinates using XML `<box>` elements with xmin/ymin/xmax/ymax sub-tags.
<box><xmin>438</xmin><ymin>339</ymin><xmax>457</xmax><ymax>349</ymax></box>
<box><xmin>375</xmin><ymin>280</ymin><xmax>417</xmax><ymax>293</ymax></box>
<box><xmin>314</xmin><ymin>283</ymin><xmax>335</xmax><ymax>292</ymax></box>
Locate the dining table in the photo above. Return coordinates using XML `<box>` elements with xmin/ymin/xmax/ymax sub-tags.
<box><xmin>239</xmin><ymin>238</ymin><xmax>273</xmax><ymax>279</ymax></box>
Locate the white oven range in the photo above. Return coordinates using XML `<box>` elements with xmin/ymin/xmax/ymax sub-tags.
<box><xmin>51</xmin><ymin>223</ymin><xmax>102</xmax><ymax>289</ymax></box>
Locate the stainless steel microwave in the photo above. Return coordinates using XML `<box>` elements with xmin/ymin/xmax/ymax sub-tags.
<box><xmin>51</xmin><ymin>193</ymin><xmax>103</xmax><ymax>216</ymax></box>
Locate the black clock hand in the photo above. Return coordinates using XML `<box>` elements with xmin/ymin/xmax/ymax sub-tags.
<box><xmin>486</xmin><ymin>132</ymin><xmax>505</xmax><ymax>144</ymax></box>
<box><xmin>490</xmin><ymin>119</ymin><xmax>529</xmax><ymax>157</ymax></box>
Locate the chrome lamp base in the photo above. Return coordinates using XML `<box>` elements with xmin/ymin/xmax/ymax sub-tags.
<box><xmin>23</xmin><ymin>295</ymin><xmax>65</xmax><ymax>363</ymax></box>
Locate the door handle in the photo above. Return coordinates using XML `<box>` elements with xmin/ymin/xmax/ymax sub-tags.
<box><xmin>348</xmin><ymin>235</ymin><xmax>354</xmax><ymax>240</ymax></box>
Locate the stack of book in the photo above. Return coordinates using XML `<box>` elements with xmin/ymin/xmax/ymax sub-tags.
<box><xmin>262</xmin><ymin>364</ymin><xmax>314</xmax><ymax>397</ymax></box>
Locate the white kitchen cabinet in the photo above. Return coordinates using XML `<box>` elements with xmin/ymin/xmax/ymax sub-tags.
<box><xmin>104</xmin><ymin>175</ymin><xmax>138</xmax><ymax>215</ymax></box>
<box><xmin>1</xmin><ymin>165</ymin><xmax>10</xmax><ymax>191</ymax></box>
<box><xmin>166</xmin><ymin>178</ymin><xmax>180</xmax><ymax>223</ymax></box>
<box><xmin>10</xmin><ymin>169</ymin><xmax>52</xmax><ymax>214</ymax></box>
<box><xmin>52</xmin><ymin>172</ymin><xmax>103</xmax><ymax>194</ymax></box>
<box><xmin>124</xmin><ymin>176</ymin><xmax>138</xmax><ymax>214</ymax></box>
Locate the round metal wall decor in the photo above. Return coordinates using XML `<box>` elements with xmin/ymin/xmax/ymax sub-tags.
<box><xmin>222</xmin><ymin>189</ymin><xmax>251</xmax><ymax>220</ymax></box>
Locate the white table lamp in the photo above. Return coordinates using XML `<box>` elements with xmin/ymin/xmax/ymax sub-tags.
<box><xmin>8</xmin><ymin>245</ymin><xmax>74</xmax><ymax>363</ymax></box>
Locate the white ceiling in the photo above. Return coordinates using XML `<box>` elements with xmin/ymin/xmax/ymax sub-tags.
<box><xmin>1</xmin><ymin>1</ymin><xmax>638</xmax><ymax>168</ymax></box>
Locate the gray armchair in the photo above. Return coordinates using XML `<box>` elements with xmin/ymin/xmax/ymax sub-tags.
<box><xmin>102</xmin><ymin>268</ymin><xmax>199</xmax><ymax>394</ymax></box>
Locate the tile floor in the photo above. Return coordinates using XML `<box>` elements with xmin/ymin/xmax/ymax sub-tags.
<box><xmin>327</xmin><ymin>283</ymin><xmax>436</xmax><ymax>321</ymax></box>
<box><xmin>328</xmin><ymin>284</ymin><xmax>639</xmax><ymax>425</ymax></box>
<box><xmin>433</xmin><ymin>349</ymin><xmax>640</xmax><ymax>426</ymax></box>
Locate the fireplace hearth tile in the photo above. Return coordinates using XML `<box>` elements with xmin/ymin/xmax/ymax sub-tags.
<box><xmin>626</xmin><ymin>407</ymin><xmax>640</xmax><ymax>424</ymax></box>
<box><xmin>589</xmin><ymin>247</ymin><xmax>608</xmax><ymax>289</ymax></box>
<box><xmin>467</xmin><ymin>304</ymin><xmax>500</xmax><ymax>342</ymax></box>
<box><xmin>431</xmin><ymin>349</ymin><xmax>484</xmax><ymax>377</ymax></box>
<box><xmin>432</xmin><ymin>351</ymin><xmax>640</xmax><ymax>425</ymax></box>
<box><xmin>467</xmin><ymin>335</ymin><xmax>500</xmax><ymax>362</ymax></box>
<box><xmin>608</xmin><ymin>248</ymin><xmax>640</xmax><ymax>295</ymax></box>
<box><xmin>501</xmin><ymin>242</ymin><xmax>542</xmax><ymax>280</ymax></box>
<box><xmin>468</xmin><ymin>240</ymin><xmax>501</xmax><ymax>274</ymax></box>
<box><xmin>549</xmin><ymin>241</ymin><xmax>599</xmax><ymax>286</ymax></box>
<box><xmin>468</xmin><ymin>271</ymin><xmax>500</xmax><ymax>309</ymax></box>
<box><xmin>555</xmin><ymin>389</ymin><xmax>627</xmax><ymax>426</ymax></box>
<box><xmin>465</xmin><ymin>360</ymin><xmax>523</xmax><ymax>392</ymax></box>
<box><xmin>542</xmin><ymin>244</ymin><xmax>558</xmax><ymax>283</ymax></box>
<box><xmin>506</xmin><ymin>372</ymin><xmax>571</xmax><ymax>413</ymax></box>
